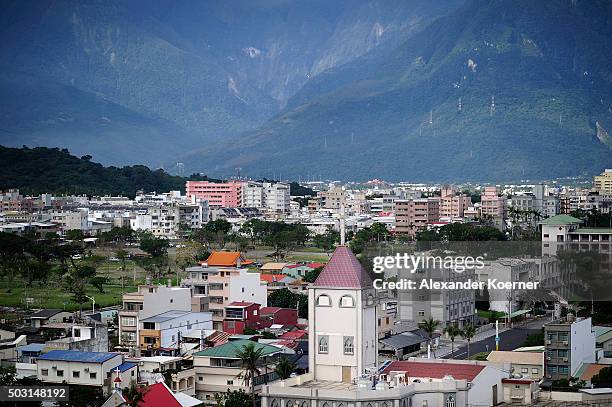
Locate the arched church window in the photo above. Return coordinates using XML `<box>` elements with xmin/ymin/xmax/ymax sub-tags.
<box><xmin>316</xmin><ymin>294</ymin><xmax>331</xmax><ymax>307</ymax></box>
<box><xmin>339</xmin><ymin>295</ymin><xmax>355</xmax><ymax>307</ymax></box>
<box><xmin>318</xmin><ymin>335</ymin><xmax>328</xmax><ymax>353</ymax></box>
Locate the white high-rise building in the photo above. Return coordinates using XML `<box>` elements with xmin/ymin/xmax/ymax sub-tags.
<box><xmin>308</xmin><ymin>246</ymin><xmax>377</xmax><ymax>382</ymax></box>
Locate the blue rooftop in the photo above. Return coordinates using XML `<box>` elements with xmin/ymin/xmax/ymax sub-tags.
<box><xmin>17</xmin><ymin>343</ymin><xmax>46</xmax><ymax>353</ymax></box>
<box><xmin>116</xmin><ymin>362</ymin><xmax>136</xmax><ymax>372</ymax></box>
<box><xmin>38</xmin><ymin>350</ymin><xmax>119</xmax><ymax>363</ymax></box>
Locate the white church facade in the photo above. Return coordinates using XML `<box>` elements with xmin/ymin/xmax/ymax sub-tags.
<box><xmin>260</xmin><ymin>245</ymin><xmax>509</xmax><ymax>407</ymax></box>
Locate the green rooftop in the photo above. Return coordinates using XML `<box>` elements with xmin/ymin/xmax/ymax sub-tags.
<box><xmin>573</xmin><ymin>228</ymin><xmax>612</xmax><ymax>234</ymax></box>
<box><xmin>193</xmin><ymin>339</ymin><xmax>281</xmax><ymax>359</ymax></box>
<box><xmin>539</xmin><ymin>215</ymin><xmax>583</xmax><ymax>225</ymax></box>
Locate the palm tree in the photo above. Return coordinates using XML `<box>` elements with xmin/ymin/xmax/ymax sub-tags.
<box><xmin>461</xmin><ymin>324</ymin><xmax>477</xmax><ymax>359</ymax></box>
<box><xmin>419</xmin><ymin>318</ymin><xmax>440</xmax><ymax>357</ymax></box>
<box><xmin>275</xmin><ymin>357</ymin><xmax>296</xmax><ymax>380</ymax></box>
<box><xmin>235</xmin><ymin>342</ymin><xmax>264</xmax><ymax>407</ymax></box>
<box><xmin>443</xmin><ymin>325</ymin><xmax>462</xmax><ymax>357</ymax></box>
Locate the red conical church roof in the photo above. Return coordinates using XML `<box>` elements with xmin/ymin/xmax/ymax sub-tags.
<box><xmin>313</xmin><ymin>246</ymin><xmax>372</xmax><ymax>288</ymax></box>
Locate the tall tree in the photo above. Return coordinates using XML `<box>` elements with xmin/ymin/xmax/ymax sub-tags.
<box><xmin>235</xmin><ymin>343</ymin><xmax>264</xmax><ymax>407</ymax></box>
<box><xmin>443</xmin><ymin>325</ymin><xmax>462</xmax><ymax>357</ymax></box>
<box><xmin>461</xmin><ymin>324</ymin><xmax>477</xmax><ymax>359</ymax></box>
<box><xmin>419</xmin><ymin>318</ymin><xmax>440</xmax><ymax>357</ymax></box>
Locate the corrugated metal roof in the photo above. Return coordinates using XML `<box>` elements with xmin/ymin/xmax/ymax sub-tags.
<box><xmin>38</xmin><ymin>350</ymin><xmax>119</xmax><ymax>363</ymax></box>
<box><xmin>194</xmin><ymin>339</ymin><xmax>281</xmax><ymax>359</ymax></box>
<box><xmin>116</xmin><ymin>362</ymin><xmax>137</xmax><ymax>372</ymax></box>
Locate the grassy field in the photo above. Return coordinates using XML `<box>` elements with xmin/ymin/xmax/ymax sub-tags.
<box><xmin>0</xmin><ymin>244</ymin><xmax>330</xmax><ymax>311</ymax></box>
<box><xmin>0</xmin><ymin>278</ymin><xmax>136</xmax><ymax>311</ymax></box>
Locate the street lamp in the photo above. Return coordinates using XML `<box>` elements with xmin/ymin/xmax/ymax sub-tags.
<box><xmin>85</xmin><ymin>295</ymin><xmax>96</xmax><ymax>314</ymax></box>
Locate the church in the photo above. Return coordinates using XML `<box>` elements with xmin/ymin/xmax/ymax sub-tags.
<box><xmin>260</xmin><ymin>245</ymin><xmax>508</xmax><ymax>407</ymax></box>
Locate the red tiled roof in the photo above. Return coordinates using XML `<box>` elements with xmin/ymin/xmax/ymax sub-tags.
<box><xmin>307</xmin><ymin>262</ymin><xmax>325</xmax><ymax>269</ymax></box>
<box><xmin>203</xmin><ymin>251</ymin><xmax>253</xmax><ymax>267</ymax></box>
<box><xmin>382</xmin><ymin>361</ymin><xmax>485</xmax><ymax>382</ymax></box>
<box><xmin>275</xmin><ymin>340</ymin><xmax>299</xmax><ymax>349</ymax></box>
<box><xmin>138</xmin><ymin>383</ymin><xmax>181</xmax><ymax>407</ymax></box>
<box><xmin>260</xmin><ymin>307</ymin><xmax>282</xmax><ymax>314</ymax></box>
<box><xmin>279</xmin><ymin>330</ymin><xmax>307</xmax><ymax>340</ymax></box>
<box><xmin>227</xmin><ymin>301</ymin><xmax>257</xmax><ymax>307</ymax></box>
<box><xmin>260</xmin><ymin>274</ymin><xmax>286</xmax><ymax>283</ymax></box>
<box><xmin>314</xmin><ymin>246</ymin><xmax>372</xmax><ymax>288</ymax></box>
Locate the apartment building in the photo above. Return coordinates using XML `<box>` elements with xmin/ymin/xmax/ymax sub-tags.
<box><xmin>439</xmin><ymin>187</ymin><xmax>472</xmax><ymax>219</ymax></box>
<box><xmin>475</xmin><ymin>258</ymin><xmax>538</xmax><ymax>313</ymax></box>
<box><xmin>50</xmin><ymin>210</ymin><xmax>88</xmax><ymax>233</ymax></box>
<box><xmin>139</xmin><ymin>310</ymin><xmax>212</xmax><ymax>352</ymax></box>
<box><xmin>395</xmin><ymin>198</ymin><xmax>440</xmax><ymax>236</ymax></box>
<box><xmin>480</xmin><ymin>187</ymin><xmax>508</xmax><ymax>229</ymax></box>
<box><xmin>544</xmin><ymin>316</ymin><xmax>596</xmax><ymax>380</ymax></box>
<box><xmin>130</xmin><ymin>202</ymin><xmax>209</xmax><ymax>239</ymax></box>
<box><xmin>511</xmin><ymin>185</ymin><xmax>559</xmax><ymax>219</ymax></box>
<box><xmin>242</xmin><ymin>182</ymin><xmax>265</xmax><ymax>208</ymax></box>
<box><xmin>318</xmin><ymin>186</ymin><xmax>347</xmax><ymax>209</ymax></box>
<box><xmin>182</xmin><ymin>252</ymin><xmax>266</xmax><ymax>330</ymax></box>
<box><xmin>594</xmin><ymin>169</ymin><xmax>612</xmax><ymax>195</ymax></box>
<box><xmin>186</xmin><ymin>180</ymin><xmax>244</xmax><ymax>208</ymax></box>
<box><xmin>263</xmin><ymin>182</ymin><xmax>291</xmax><ymax>213</ymax></box>
<box><xmin>398</xmin><ymin>265</ymin><xmax>476</xmax><ymax>328</ymax></box>
<box><xmin>118</xmin><ymin>285</ymin><xmax>195</xmax><ymax>348</ymax></box>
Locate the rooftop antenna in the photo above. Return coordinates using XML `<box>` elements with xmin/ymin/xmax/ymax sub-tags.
<box><xmin>490</xmin><ymin>95</ymin><xmax>495</xmax><ymax>116</ymax></box>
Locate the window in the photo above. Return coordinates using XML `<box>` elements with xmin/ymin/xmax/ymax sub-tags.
<box><xmin>74</xmin><ymin>328</ymin><xmax>80</xmax><ymax>337</ymax></box>
<box><xmin>340</xmin><ymin>295</ymin><xmax>355</xmax><ymax>307</ymax></box>
<box><xmin>122</xmin><ymin>317</ymin><xmax>136</xmax><ymax>327</ymax></box>
<box><xmin>227</xmin><ymin>380</ymin><xmax>234</xmax><ymax>385</ymax></box>
<box><xmin>532</xmin><ymin>368</ymin><xmax>539</xmax><ymax>374</ymax></box>
<box><xmin>559</xmin><ymin>366</ymin><xmax>569</xmax><ymax>375</ymax></box>
<box><xmin>418</xmin><ymin>310</ymin><xmax>425</xmax><ymax>317</ymax></box>
<box><xmin>418</xmin><ymin>295</ymin><xmax>426</xmax><ymax>301</ymax></box>
<box><xmin>316</xmin><ymin>295</ymin><xmax>331</xmax><ymax>307</ymax></box>
<box><xmin>318</xmin><ymin>336</ymin><xmax>329</xmax><ymax>353</ymax></box>
<box><xmin>521</xmin><ymin>368</ymin><xmax>528</xmax><ymax>374</ymax></box>
<box><xmin>73</xmin><ymin>371</ymin><xmax>80</xmax><ymax>378</ymax></box>
<box><xmin>57</xmin><ymin>370</ymin><xmax>64</xmax><ymax>377</ymax></box>
<box><xmin>343</xmin><ymin>336</ymin><xmax>354</xmax><ymax>355</ymax></box>
<box><xmin>143</xmin><ymin>322</ymin><xmax>155</xmax><ymax>330</ymax></box>
<box><xmin>90</xmin><ymin>372</ymin><xmax>97</xmax><ymax>379</ymax></box>
<box><xmin>41</xmin><ymin>369</ymin><xmax>48</xmax><ymax>376</ymax></box>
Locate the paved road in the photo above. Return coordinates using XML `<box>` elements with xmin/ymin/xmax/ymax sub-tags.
<box><xmin>442</xmin><ymin>326</ymin><xmax>541</xmax><ymax>359</ymax></box>
<box><xmin>442</xmin><ymin>319</ymin><xmax>546</xmax><ymax>359</ymax></box>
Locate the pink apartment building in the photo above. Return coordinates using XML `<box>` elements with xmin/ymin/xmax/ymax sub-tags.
<box><xmin>480</xmin><ymin>186</ymin><xmax>508</xmax><ymax>220</ymax></box>
<box><xmin>185</xmin><ymin>181</ymin><xmax>244</xmax><ymax>208</ymax></box>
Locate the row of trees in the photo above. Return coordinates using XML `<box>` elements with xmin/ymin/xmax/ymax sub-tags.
<box><xmin>420</xmin><ymin>318</ymin><xmax>477</xmax><ymax>359</ymax></box>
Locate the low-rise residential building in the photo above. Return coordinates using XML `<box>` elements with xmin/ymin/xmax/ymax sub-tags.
<box><xmin>544</xmin><ymin>316</ymin><xmax>596</xmax><ymax>380</ymax></box>
<box><xmin>139</xmin><ymin>310</ymin><xmax>213</xmax><ymax>353</ymax></box>
<box><xmin>36</xmin><ymin>350</ymin><xmax>136</xmax><ymax>393</ymax></box>
<box><xmin>119</xmin><ymin>285</ymin><xmax>195</xmax><ymax>348</ymax></box>
<box><xmin>193</xmin><ymin>339</ymin><xmax>283</xmax><ymax>401</ymax></box>
<box><xmin>487</xmin><ymin>351</ymin><xmax>544</xmax><ymax>380</ymax></box>
<box><xmin>30</xmin><ymin>309</ymin><xmax>73</xmax><ymax>329</ymax></box>
<box><xmin>222</xmin><ymin>302</ymin><xmax>261</xmax><ymax>334</ymax></box>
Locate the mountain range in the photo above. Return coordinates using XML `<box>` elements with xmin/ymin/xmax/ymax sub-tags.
<box><xmin>1</xmin><ymin>0</ymin><xmax>610</xmax><ymax>180</ymax></box>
